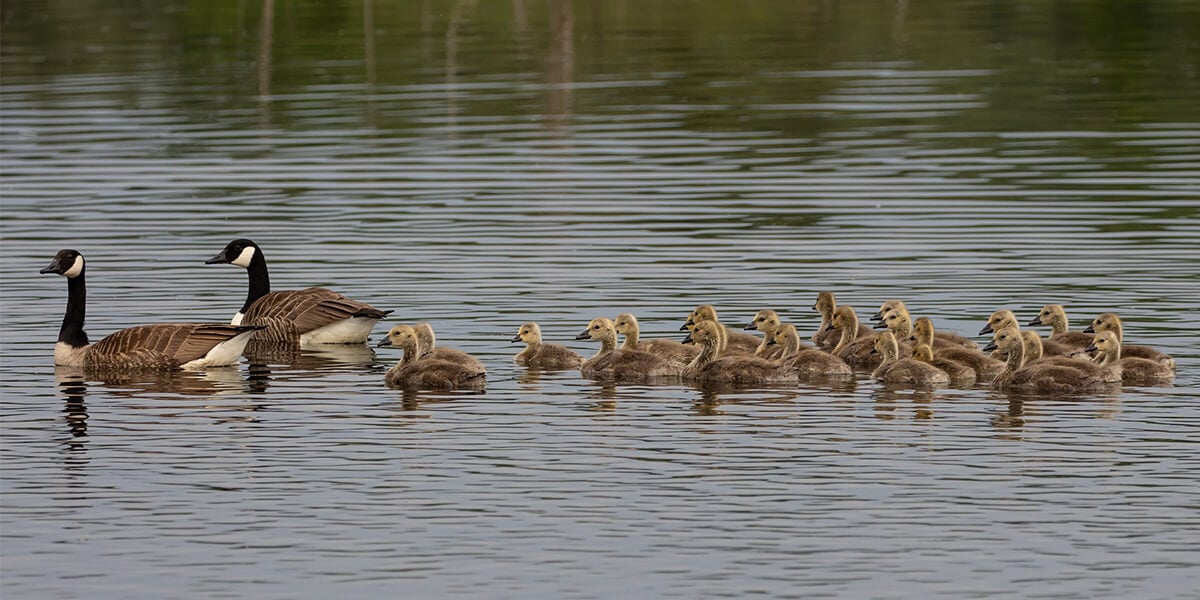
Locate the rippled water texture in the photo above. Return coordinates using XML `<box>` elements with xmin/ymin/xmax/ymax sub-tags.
<box><xmin>2</xmin><ymin>1</ymin><xmax>1199</xmax><ymax>598</ymax></box>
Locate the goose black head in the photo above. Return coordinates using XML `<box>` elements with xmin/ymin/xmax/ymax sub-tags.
<box><xmin>40</xmin><ymin>249</ymin><xmax>85</xmax><ymax>278</ymax></box>
<box><xmin>206</xmin><ymin>238</ymin><xmax>261</xmax><ymax>268</ymax></box>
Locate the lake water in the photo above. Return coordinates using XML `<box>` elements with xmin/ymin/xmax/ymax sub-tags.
<box><xmin>2</xmin><ymin>0</ymin><xmax>1198</xmax><ymax>597</ymax></box>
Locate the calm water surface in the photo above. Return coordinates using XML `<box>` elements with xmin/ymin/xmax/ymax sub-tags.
<box><xmin>2</xmin><ymin>1</ymin><xmax>1199</xmax><ymax>598</ymax></box>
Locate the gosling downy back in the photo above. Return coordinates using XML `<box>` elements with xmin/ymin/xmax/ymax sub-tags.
<box><xmin>577</xmin><ymin>317</ymin><xmax>681</xmax><ymax>381</ymax></box>
<box><xmin>512</xmin><ymin>321</ymin><xmax>583</xmax><ymax>369</ymax></box>
<box><xmin>771</xmin><ymin>323</ymin><xmax>852</xmax><ymax>377</ymax></box>
<box><xmin>985</xmin><ymin>327</ymin><xmax>1114</xmax><ymax>394</ymax></box>
<box><xmin>870</xmin><ymin>331</ymin><xmax>950</xmax><ymax>387</ymax></box>
<box><xmin>1086</xmin><ymin>330</ymin><xmax>1174</xmax><ymax>385</ymax></box>
<box><xmin>1085</xmin><ymin>312</ymin><xmax>1175</xmax><ymax>371</ymax></box>
<box><xmin>378</xmin><ymin>324</ymin><xmax>485</xmax><ymax>390</ymax></box>
<box><xmin>413</xmin><ymin>322</ymin><xmax>484</xmax><ymax>371</ymax></box>
<box><xmin>683</xmin><ymin>320</ymin><xmax>798</xmax><ymax>385</ymax></box>
<box><xmin>615</xmin><ymin>312</ymin><xmax>700</xmax><ymax>365</ymax></box>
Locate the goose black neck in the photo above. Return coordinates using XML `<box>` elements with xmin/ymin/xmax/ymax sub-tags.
<box><xmin>60</xmin><ymin>273</ymin><xmax>89</xmax><ymax>348</ymax></box>
<box><xmin>242</xmin><ymin>250</ymin><xmax>271</xmax><ymax>313</ymax></box>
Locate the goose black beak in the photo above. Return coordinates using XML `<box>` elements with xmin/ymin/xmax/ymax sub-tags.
<box><xmin>982</xmin><ymin>341</ymin><xmax>998</xmax><ymax>352</ymax></box>
<box><xmin>510</xmin><ymin>334</ymin><xmax>522</xmax><ymax>343</ymax></box>
<box><xmin>978</xmin><ymin>324</ymin><xmax>994</xmax><ymax>336</ymax></box>
<box><xmin>205</xmin><ymin>252</ymin><xmax>229</xmax><ymax>265</ymax></box>
<box><xmin>743</xmin><ymin>322</ymin><xmax>757</xmax><ymax>331</ymax></box>
<box><xmin>1083</xmin><ymin>325</ymin><xmax>1095</xmax><ymax>334</ymax></box>
<box><xmin>376</xmin><ymin>338</ymin><xmax>394</xmax><ymax>348</ymax></box>
<box><xmin>1025</xmin><ymin>317</ymin><xmax>1042</xmax><ymax>327</ymax></box>
<box><xmin>681</xmin><ymin>332</ymin><xmax>695</xmax><ymax>345</ymax></box>
<box><xmin>873</xmin><ymin>321</ymin><xmax>888</xmax><ymax>330</ymax></box>
<box><xmin>39</xmin><ymin>261</ymin><xmax>61</xmax><ymax>275</ymax></box>
<box><xmin>679</xmin><ymin>320</ymin><xmax>694</xmax><ymax>332</ymax></box>
<box><xmin>574</xmin><ymin>330</ymin><xmax>591</xmax><ymax>341</ymax></box>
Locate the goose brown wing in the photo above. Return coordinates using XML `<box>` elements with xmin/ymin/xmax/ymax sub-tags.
<box><xmin>243</xmin><ymin>288</ymin><xmax>388</xmax><ymax>333</ymax></box>
<box><xmin>91</xmin><ymin>324</ymin><xmax>260</xmax><ymax>365</ymax></box>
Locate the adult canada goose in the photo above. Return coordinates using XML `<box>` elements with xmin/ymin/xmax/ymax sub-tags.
<box><xmin>984</xmin><ymin>327</ymin><xmax>1117</xmax><ymax>392</ymax></box>
<box><xmin>412</xmin><ymin>322</ymin><xmax>484</xmax><ymax>372</ymax></box>
<box><xmin>812</xmin><ymin>291</ymin><xmax>872</xmax><ymax>349</ymax></box>
<box><xmin>377</xmin><ymin>324</ymin><xmax>485</xmax><ymax>389</ymax></box>
<box><xmin>1084</xmin><ymin>312</ymin><xmax>1175</xmax><ymax>370</ymax></box>
<box><xmin>870</xmin><ymin>331</ymin><xmax>950</xmax><ymax>386</ymax></box>
<box><xmin>1027</xmin><ymin>304</ymin><xmax>1093</xmax><ymax>348</ymax></box>
<box><xmin>205</xmin><ymin>238</ymin><xmax>391</xmax><ymax>346</ymax></box>
<box><xmin>769</xmin><ymin>323</ymin><xmax>852</xmax><ymax>377</ymax></box>
<box><xmin>511</xmin><ymin>322</ymin><xmax>583</xmax><ymax>369</ymax></box>
<box><xmin>910</xmin><ymin>317</ymin><xmax>1005</xmax><ymax>379</ymax></box>
<box><xmin>40</xmin><ymin>249</ymin><xmax>263</xmax><ymax>370</ymax></box>
<box><xmin>1086</xmin><ymin>330</ymin><xmax>1174</xmax><ymax>384</ymax></box>
<box><xmin>978</xmin><ymin>309</ymin><xmax>1072</xmax><ymax>356</ymax></box>
<box><xmin>614</xmin><ymin>313</ymin><xmax>700</xmax><ymax>365</ymax></box>
<box><xmin>743</xmin><ymin>309</ymin><xmax>791</xmax><ymax>360</ymax></box>
<box><xmin>827</xmin><ymin>305</ymin><xmax>883</xmax><ymax>368</ymax></box>
<box><xmin>683</xmin><ymin>320</ymin><xmax>799</xmax><ymax>385</ymax></box>
<box><xmin>576</xmin><ymin>317</ymin><xmax>681</xmax><ymax>381</ymax></box>
<box><xmin>911</xmin><ymin>343</ymin><xmax>976</xmax><ymax>386</ymax></box>
<box><xmin>679</xmin><ymin>305</ymin><xmax>759</xmax><ymax>355</ymax></box>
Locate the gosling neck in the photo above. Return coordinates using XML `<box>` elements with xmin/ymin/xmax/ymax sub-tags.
<box><xmin>686</xmin><ymin>339</ymin><xmax>720</xmax><ymax>371</ymax></box>
<box><xmin>400</xmin><ymin>339</ymin><xmax>424</xmax><ymax>366</ymax></box>
<box><xmin>1049</xmin><ymin>310</ymin><xmax>1069</xmax><ymax>336</ymax></box>
<box><xmin>1001</xmin><ymin>342</ymin><xmax>1025</xmax><ymax>375</ymax></box>
<box><xmin>834</xmin><ymin>321</ymin><xmax>855</xmax><ymax>353</ymax></box>
<box><xmin>620</xmin><ymin>327</ymin><xmax>639</xmax><ymax>350</ymax></box>
<box><xmin>592</xmin><ymin>331</ymin><xmax>617</xmax><ymax>358</ymax></box>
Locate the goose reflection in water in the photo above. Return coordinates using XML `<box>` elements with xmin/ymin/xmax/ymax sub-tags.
<box><xmin>244</xmin><ymin>343</ymin><xmax>379</xmax><ymax>393</ymax></box>
<box><xmin>873</xmin><ymin>386</ymin><xmax>937</xmax><ymax>421</ymax></box>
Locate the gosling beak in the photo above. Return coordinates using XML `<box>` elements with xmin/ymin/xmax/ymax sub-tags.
<box><xmin>743</xmin><ymin>322</ymin><xmax>757</xmax><ymax>331</ymax></box>
<box><xmin>510</xmin><ymin>334</ymin><xmax>523</xmax><ymax>343</ymax></box>
<box><xmin>1025</xmin><ymin>317</ymin><xmax>1041</xmax><ymax>327</ymax></box>
<box><xmin>869</xmin><ymin>347</ymin><xmax>878</xmax><ymax>354</ymax></box>
<box><xmin>823</xmin><ymin>323</ymin><xmax>835</xmax><ymax>332</ymax></box>
<box><xmin>908</xmin><ymin>335</ymin><xmax>917</xmax><ymax>342</ymax></box>
<box><xmin>766</xmin><ymin>338</ymin><xmax>777</xmax><ymax>346</ymax></box>
<box><xmin>873</xmin><ymin>321</ymin><xmax>888</xmax><ymax>330</ymax></box>
<box><xmin>204</xmin><ymin>251</ymin><xmax>229</xmax><ymax>265</ymax></box>
<box><xmin>376</xmin><ymin>338</ymin><xmax>394</xmax><ymax>348</ymax></box>
<box><xmin>1084</xmin><ymin>343</ymin><xmax>1098</xmax><ymax>353</ymax></box>
<box><xmin>982</xmin><ymin>341</ymin><xmax>998</xmax><ymax>352</ymax></box>
<box><xmin>978</xmin><ymin>324</ymin><xmax>994</xmax><ymax>336</ymax></box>
<box><xmin>870</xmin><ymin>311</ymin><xmax>884</xmax><ymax>322</ymax></box>
<box><xmin>679</xmin><ymin>319</ymin><xmax>694</xmax><ymax>332</ymax></box>
<box><xmin>1083</xmin><ymin>325</ymin><xmax>1095</xmax><ymax>334</ymax></box>
<box><xmin>681</xmin><ymin>332</ymin><xmax>695</xmax><ymax>345</ymax></box>
<box><xmin>574</xmin><ymin>330</ymin><xmax>591</xmax><ymax>340</ymax></box>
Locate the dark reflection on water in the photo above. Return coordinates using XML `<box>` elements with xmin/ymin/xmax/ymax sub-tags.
<box><xmin>2</xmin><ymin>0</ymin><xmax>1200</xmax><ymax>598</ymax></box>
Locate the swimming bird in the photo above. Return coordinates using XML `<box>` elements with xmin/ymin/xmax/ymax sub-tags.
<box><xmin>984</xmin><ymin>327</ymin><xmax>1116</xmax><ymax>393</ymax></box>
<box><xmin>205</xmin><ymin>238</ymin><xmax>390</xmax><ymax>346</ymax></box>
<box><xmin>1026</xmin><ymin>304</ymin><xmax>1093</xmax><ymax>349</ymax></box>
<box><xmin>911</xmin><ymin>343</ymin><xmax>976</xmax><ymax>386</ymax></box>
<box><xmin>378</xmin><ymin>324</ymin><xmax>485</xmax><ymax>389</ymax></box>
<box><xmin>614</xmin><ymin>312</ymin><xmax>700</xmax><ymax>365</ymax></box>
<box><xmin>743</xmin><ymin>309</ymin><xmax>791</xmax><ymax>360</ymax></box>
<box><xmin>871</xmin><ymin>299</ymin><xmax>905</xmax><ymax>323</ymax></box>
<box><xmin>511</xmin><ymin>322</ymin><xmax>583</xmax><ymax>369</ymax></box>
<box><xmin>680</xmin><ymin>305</ymin><xmax>759</xmax><ymax>355</ymax></box>
<box><xmin>683</xmin><ymin>320</ymin><xmax>799</xmax><ymax>385</ymax></box>
<box><xmin>1086</xmin><ymin>330</ymin><xmax>1174</xmax><ymax>385</ymax></box>
<box><xmin>827</xmin><ymin>305</ymin><xmax>884</xmax><ymax>368</ymax></box>
<box><xmin>878</xmin><ymin>304</ymin><xmax>976</xmax><ymax>349</ymax></box>
<box><xmin>1019</xmin><ymin>330</ymin><xmax>1110</xmax><ymax>377</ymax></box>
<box><xmin>577</xmin><ymin>317</ymin><xmax>681</xmax><ymax>381</ymax></box>
<box><xmin>870</xmin><ymin>331</ymin><xmax>950</xmax><ymax>386</ymax></box>
<box><xmin>910</xmin><ymin>316</ymin><xmax>1004</xmax><ymax>379</ymax></box>
<box><xmin>41</xmin><ymin>249</ymin><xmax>263</xmax><ymax>370</ymax></box>
<box><xmin>769</xmin><ymin>323</ymin><xmax>852</xmax><ymax>377</ymax></box>
<box><xmin>812</xmin><ymin>291</ymin><xmax>872</xmax><ymax>349</ymax></box>
<box><xmin>413</xmin><ymin>322</ymin><xmax>484</xmax><ymax>371</ymax></box>
<box><xmin>979</xmin><ymin>309</ymin><xmax>1072</xmax><ymax>356</ymax></box>
<box><xmin>1084</xmin><ymin>312</ymin><xmax>1175</xmax><ymax>370</ymax></box>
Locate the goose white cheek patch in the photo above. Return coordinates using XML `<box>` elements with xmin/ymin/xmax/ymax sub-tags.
<box><xmin>231</xmin><ymin>246</ymin><xmax>256</xmax><ymax>268</ymax></box>
<box><xmin>63</xmin><ymin>255</ymin><xmax>85</xmax><ymax>278</ymax></box>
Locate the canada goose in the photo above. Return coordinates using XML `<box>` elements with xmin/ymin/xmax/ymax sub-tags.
<box><xmin>812</xmin><ymin>291</ymin><xmax>872</xmax><ymax>348</ymax></box>
<box><xmin>979</xmin><ymin>309</ymin><xmax>1072</xmax><ymax>356</ymax></box>
<box><xmin>576</xmin><ymin>317</ymin><xmax>681</xmax><ymax>381</ymax></box>
<box><xmin>614</xmin><ymin>312</ymin><xmax>700</xmax><ymax>365</ymax></box>
<box><xmin>1087</xmin><ymin>330</ymin><xmax>1174</xmax><ymax>384</ymax></box>
<box><xmin>679</xmin><ymin>305</ymin><xmax>759</xmax><ymax>355</ymax></box>
<box><xmin>984</xmin><ymin>327</ymin><xmax>1115</xmax><ymax>393</ymax></box>
<box><xmin>412</xmin><ymin>322</ymin><xmax>484</xmax><ymax>372</ymax></box>
<box><xmin>205</xmin><ymin>239</ymin><xmax>391</xmax><ymax>345</ymax></box>
<box><xmin>1084</xmin><ymin>312</ymin><xmax>1175</xmax><ymax>370</ymax></box>
<box><xmin>769</xmin><ymin>323</ymin><xmax>852</xmax><ymax>377</ymax></box>
<box><xmin>40</xmin><ymin>249</ymin><xmax>263</xmax><ymax>370</ymax></box>
<box><xmin>911</xmin><ymin>343</ymin><xmax>976</xmax><ymax>385</ymax></box>
<box><xmin>871</xmin><ymin>299</ymin><xmax>905</xmax><ymax>323</ymax></box>
<box><xmin>1027</xmin><ymin>304</ymin><xmax>1093</xmax><ymax>348</ymax></box>
<box><xmin>1019</xmin><ymin>330</ymin><xmax>1112</xmax><ymax>378</ymax></box>
<box><xmin>827</xmin><ymin>305</ymin><xmax>883</xmax><ymax>368</ymax></box>
<box><xmin>377</xmin><ymin>324</ymin><xmax>485</xmax><ymax>389</ymax></box>
<box><xmin>910</xmin><ymin>316</ymin><xmax>1005</xmax><ymax>379</ymax></box>
<box><xmin>880</xmin><ymin>305</ymin><xmax>976</xmax><ymax>349</ymax></box>
<box><xmin>743</xmin><ymin>309</ymin><xmax>792</xmax><ymax>360</ymax></box>
<box><xmin>511</xmin><ymin>322</ymin><xmax>583</xmax><ymax>369</ymax></box>
<box><xmin>870</xmin><ymin>331</ymin><xmax>950</xmax><ymax>386</ymax></box>
<box><xmin>683</xmin><ymin>320</ymin><xmax>799</xmax><ymax>385</ymax></box>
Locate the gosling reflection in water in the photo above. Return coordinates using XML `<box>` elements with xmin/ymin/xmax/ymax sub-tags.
<box><xmin>873</xmin><ymin>386</ymin><xmax>937</xmax><ymax>421</ymax></box>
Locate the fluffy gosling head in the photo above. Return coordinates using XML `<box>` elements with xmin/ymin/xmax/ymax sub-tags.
<box><xmin>512</xmin><ymin>322</ymin><xmax>543</xmax><ymax>344</ymax></box>
<box><xmin>745</xmin><ymin>309</ymin><xmax>781</xmax><ymax>332</ymax></box>
<box><xmin>979</xmin><ymin>309</ymin><xmax>1019</xmax><ymax>336</ymax></box>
